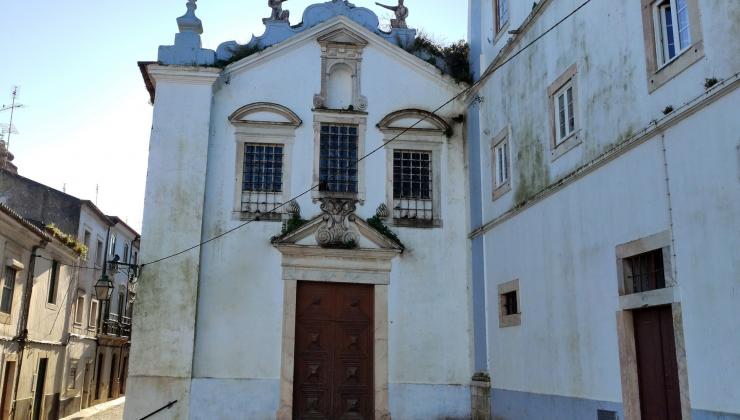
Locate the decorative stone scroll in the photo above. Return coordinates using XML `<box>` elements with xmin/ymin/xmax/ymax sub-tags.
<box><xmin>315</xmin><ymin>197</ymin><xmax>360</xmax><ymax>247</ymax></box>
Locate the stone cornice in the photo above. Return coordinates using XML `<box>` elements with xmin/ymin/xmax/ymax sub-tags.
<box><xmin>147</xmin><ymin>65</ymin><xmax>221</xmax><ymax>87</ymax></box>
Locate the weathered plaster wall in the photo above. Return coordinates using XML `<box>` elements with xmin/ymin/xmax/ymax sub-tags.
<box><xmin>469</xmin><ymin>0</ymin><xmax>740</xmax><ymax>417</ymax></box>
<box><xmin>189</xmin><ymin>21</ymin><xmax>472</xmax><ymax>418</ymax></box>
<box><xmin>125</xmin><ymin>66</ymin><xmax>220</xmax><ymax>420</ymax></box>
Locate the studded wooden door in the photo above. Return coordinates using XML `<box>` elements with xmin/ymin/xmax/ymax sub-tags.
<box><xmin>294</xmin><ymin>282</ymin><xmax>374</xmax><ymax>420</ymax></box>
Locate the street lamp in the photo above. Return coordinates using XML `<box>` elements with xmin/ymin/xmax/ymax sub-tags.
<box><xmin>94</xmin><ymin>274</ymin><xmax>114</xmax><ymax>301</ymax></box>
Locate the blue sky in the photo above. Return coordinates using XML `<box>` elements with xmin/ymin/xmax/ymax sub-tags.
<box><xmin>0</xmin><ymin>0</ymin><xmax>467</xmax><ymax>231</ymax></box>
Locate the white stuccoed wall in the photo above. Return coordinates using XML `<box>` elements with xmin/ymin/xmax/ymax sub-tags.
<box><xmin>130</xmin><ymin>16</ymin><xmax>474</xmax><ymax>419</ymax></box>
<box><xmin>186</xmin><ymin>21</ymin><xmax>473</xmax><ymax>419</ymax></box>
<box><xmin>125</xmin><ymin>66</ymin><xmax>220</xmax><ymax>420</ymax></box>
<box><xmin>469</xmin><ymin>0</ymin><xmax>740</xmax><ymax>417</ymax></box>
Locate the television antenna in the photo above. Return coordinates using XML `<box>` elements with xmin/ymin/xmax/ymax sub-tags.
<box><xmin>1</xmin><ymin>86</ymin><xmax>25</xmax><ymax>154</ymax></box>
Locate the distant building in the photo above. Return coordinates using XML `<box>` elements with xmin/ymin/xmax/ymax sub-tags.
<box><xmin>0</xmin><ymin>141</ymin><xmax>17</xmax><ymax>175</ymax></box>
<box><xmin>0</xmin><ymin>202</ymin><xmax>82</xmax><ymax>420</ymax></box>
<box><xmin>467</xmin><ymin>0</ymin><xmax>740</xmax><ymax>419</ymax></box>
<box><xmin>0</xmin><ymin>169</ymin><xmax>140</xmax><ymax>419</ymax></box>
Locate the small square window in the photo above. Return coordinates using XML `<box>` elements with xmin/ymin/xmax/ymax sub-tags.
<box><xmin>624</xmin><ymin>249</ymin><xmax>666</xmax><ymax>294</ymax></box>
<box><xmin>498</xmin><ymin>279</ymin><xmax>521</xmax><ymax>328</ymax></box>
<box><xmin>502</xmin><ymin>291</ymin><xmax>518</xmax><ymax>316</ymax></box>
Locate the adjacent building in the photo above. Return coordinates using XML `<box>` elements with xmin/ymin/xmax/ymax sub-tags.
<box><xmin>0</xmin><ymin>169</ymin><xmax>140</xmax><ymax>419</ymax></box>
<box><xmin>467</xmin><ymin>0</ymin><xmax>740</xmax><ymax>419</ymax></box>
<box><xmin>0</xmin><ymin>203</ymin><xmax>82</xmax><ymax>420</ymax></box>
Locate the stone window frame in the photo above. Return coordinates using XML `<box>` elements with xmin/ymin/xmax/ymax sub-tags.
<box><xmin>491</xmin><ymin>127</ymin><xmax>512</xmax><ymax>201</ymax></box>
<box><xmin>498</xmin><ymin>278</ymin><xmax>521</xmax><ymax>328</ymax></box>
<box><xmin>73</xmin><ymin>291</ymin><xmax>86</xmax><ymax>326</ymax></box>
<box><xmin>67</xmin><ymin>359</ymin><xmax>79</xmax><ymax>391</ymax></box>
<box><xmin>378</xmin><ymin>109</ymin><xmax>451</xmax><ymax>228</ymax></box>
<box><xmin>229</xmin><ymin>102</ymin><xmax>302</xmax><ymax>221</ymax></box>
<box><xmin>89</xmin><ymin>299</ymin><xmax>100</xmax><ymax>333</ymax></box>
<box><xmin>493</xmin><ymin>0</ymin><xmax>510</xmax><ymax>42</ymax></box>
<box><xmin>1</xmin><ymin>253</ymin><xmax>24</xmax><ymax>324</ymax></box>
<box><xmin>614</xmin><ymin>230</ymin><xmax>692</xmax><ymax>420</ymax></box>
<box><xmin>640</xmin><ymin>0</ymin><xmax>704</xmax><ymax>93</ymax></box>
<box><xmin>312</xmin><ymin>110</ymin><xmax>368</xmax><ymax>204</ymax></box>
<box><xmin>547</xmin><ymin>64</ymin><xmax>582</xmax><ymax>161</ymax></box>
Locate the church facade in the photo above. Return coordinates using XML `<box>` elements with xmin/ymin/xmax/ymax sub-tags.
<box><xmin>128</xmin><ymin>1</ymin><xmax>474</xmax><ymax>419</ymax></box>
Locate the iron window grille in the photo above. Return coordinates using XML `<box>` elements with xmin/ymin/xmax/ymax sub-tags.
<box><xmin>319</xmin><ymin>124</ymin><xmax>359</xmax><ymax>194</ymax></box>
<box><xmin>242</xmin><ymin>143</ymin><xmax>284</xmax><ymax>220</ymax></box>
<box><xmin>625</xmin><ymin>249</ymin><xmax>666</xmax><ymax>294</ymax></box>
<box><xmin>1</xmin><ymin>267</ymin><xmax>16</xmax><ymax>314</ymax></box>
<box><xmin>392</xmin><ymin>150</ymin><xmax>433</xmax><ymax>222</ymax></box>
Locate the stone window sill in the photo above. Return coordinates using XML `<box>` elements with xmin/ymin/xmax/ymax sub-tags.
<box><xmin>551</xmin><ymin>130</ymin><xmax>582</xmax><ymax>161</ymax></box>
<box><xmin>648</xmin><ymin>41</ymin><xmax>704</xmax><ymax>93</ymax></box>
<box><xmin>493</xmin><ymin>181</ymin><xmax>511</xmax><ymax>201</ymax></box>
<box><xmin>391</xmin><ymin>218</ymin><xmax>442</xmax><ymax>229</ymax></box>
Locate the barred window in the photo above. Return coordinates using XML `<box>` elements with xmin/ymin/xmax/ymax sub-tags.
<box><xmin>241</xmin><ymin>143</ymin><xmax>284</xmax><ymax>217</ymax></box>
<box><xmin>393</xmin><ymin>150</ymin><xmax>433</xmax><ymax>221</ymax></box>
<box><xmin>319</xmin><ymin>124</ymin><xmax>358</xmax><ymax>194</ymax></box>
<box><xmin>625</xmin><ymin>249</ymin><xmax>666</xmax><ymax>294</ymax></box>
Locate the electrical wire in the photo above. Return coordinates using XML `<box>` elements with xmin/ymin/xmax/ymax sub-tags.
<box><xmin>137</xmin><ymin>0</ymin><xmax>596</xmax><ymax>269</ymax></box>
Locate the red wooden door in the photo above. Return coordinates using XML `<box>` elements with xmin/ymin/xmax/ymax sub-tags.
<box><xmin>633</xmin><ymin>306</ymin><xmax>682</xmax><ymax>420</ymax></box>
<box><xmin>294</xmin><ymin>282</ymin><xmax>374</xmax><ymax>420</ymax></box>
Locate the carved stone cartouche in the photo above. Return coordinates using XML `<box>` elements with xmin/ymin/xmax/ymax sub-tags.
<box><xmin>316</xmin><ymin>197</ymin><xmax>360</xmax><ymax>247</ymax></box>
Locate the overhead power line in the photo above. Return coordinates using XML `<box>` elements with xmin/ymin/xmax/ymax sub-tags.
<box><xmin>136</xmin><ymin>0</ymin><xmax>595</xmax><ymax>269</ymax></box>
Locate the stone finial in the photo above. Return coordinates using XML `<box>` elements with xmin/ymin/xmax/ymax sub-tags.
<box><xmin>158</xmin><ymin>0</ymin><xmax>215</xmax><ymax>65</ymax></box>
<box><xmin>376</xmin><ymin>0</ymin><xmax>408</xmax><ymax>28</ymax></box>
<box><xmin>376</xmin><ymin>203</ymin><xmax>390</xmax><ymax>219</ymax></box>
<box><xmin>177</xmin><ymin>0</ymin><xmax>203</xmax><ymax>34</ymax></box>
<box><xmin>267</xmin><ymin>0</ymin><xmax>290</xmax><ymax>22</ymax></box>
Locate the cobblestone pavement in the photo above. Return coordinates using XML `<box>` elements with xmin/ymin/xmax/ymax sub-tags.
<box><xmin>86</xmin><ymin>402</ymin><xmax>124</xmax><ymax>420</ymax></box>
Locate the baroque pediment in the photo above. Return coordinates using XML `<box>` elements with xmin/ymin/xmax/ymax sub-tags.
<box><xmin>272</xmin><ymin>199</ymin><xmax>404</xmax><ymax>253</ymax></box>
<box><xmin>316</xmin><ymin>27</ymin><xmax>368</xmax><ymax>48</ymax></box>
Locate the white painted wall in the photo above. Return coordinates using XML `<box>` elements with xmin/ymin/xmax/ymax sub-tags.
<box><xmin>187</xmin><ymin>18</ymin><xmax>472</xmax><ymax>418</ymax></box>
<box><xmin>470</xmin><ymin>0</ymin><xmax>740</xmax><ymax>416</ymax></box>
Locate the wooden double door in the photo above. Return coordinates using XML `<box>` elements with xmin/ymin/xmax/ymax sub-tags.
<box><xmin>633</xmin><ymin>306</ymin><xmax>682</xmax><ymax>420</ymax></box>
<box><xmin>294</xmin><ymin>282</ymin><xmax>374</xmax><ymax>420</ymax></box>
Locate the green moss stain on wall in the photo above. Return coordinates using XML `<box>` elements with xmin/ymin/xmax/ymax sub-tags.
<box><xmin>514</xmin><ymin>122</ymin><xmax>550</xmax><ymax>205</ymax></box>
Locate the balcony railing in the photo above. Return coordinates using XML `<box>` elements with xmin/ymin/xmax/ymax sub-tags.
<box><xmin>101</xmin><ymin>314</ymin><xmax>131</xmax><ymax>338</ymax></box>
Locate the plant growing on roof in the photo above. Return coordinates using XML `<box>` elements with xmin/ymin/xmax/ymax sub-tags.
<box><xmin>45</xmin><ymin>224</ymin><xmax>88</xmax><ymax>257</ymax></box>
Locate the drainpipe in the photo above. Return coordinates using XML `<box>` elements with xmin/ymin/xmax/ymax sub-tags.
<box><xmin>10</xmin><ymin>241</ymin><xmax>45</xmax><ymax>418</ymax></box>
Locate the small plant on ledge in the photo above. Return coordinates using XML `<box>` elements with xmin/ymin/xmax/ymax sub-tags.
<box><xmin>366</xmin><ymin>214</ymin><xmax>404</xmax><ymax>250</ymax></box>
<box><xmin>704</xmin><ymin>77</ymin><xmax>719</xmax><ymax>90</ymax></box>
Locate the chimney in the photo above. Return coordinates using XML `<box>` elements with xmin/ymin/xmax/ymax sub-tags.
<box><xmin>0</xmin><ymin>140</ymin><xmax>18</xmax><ymax>174</ymax></box>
